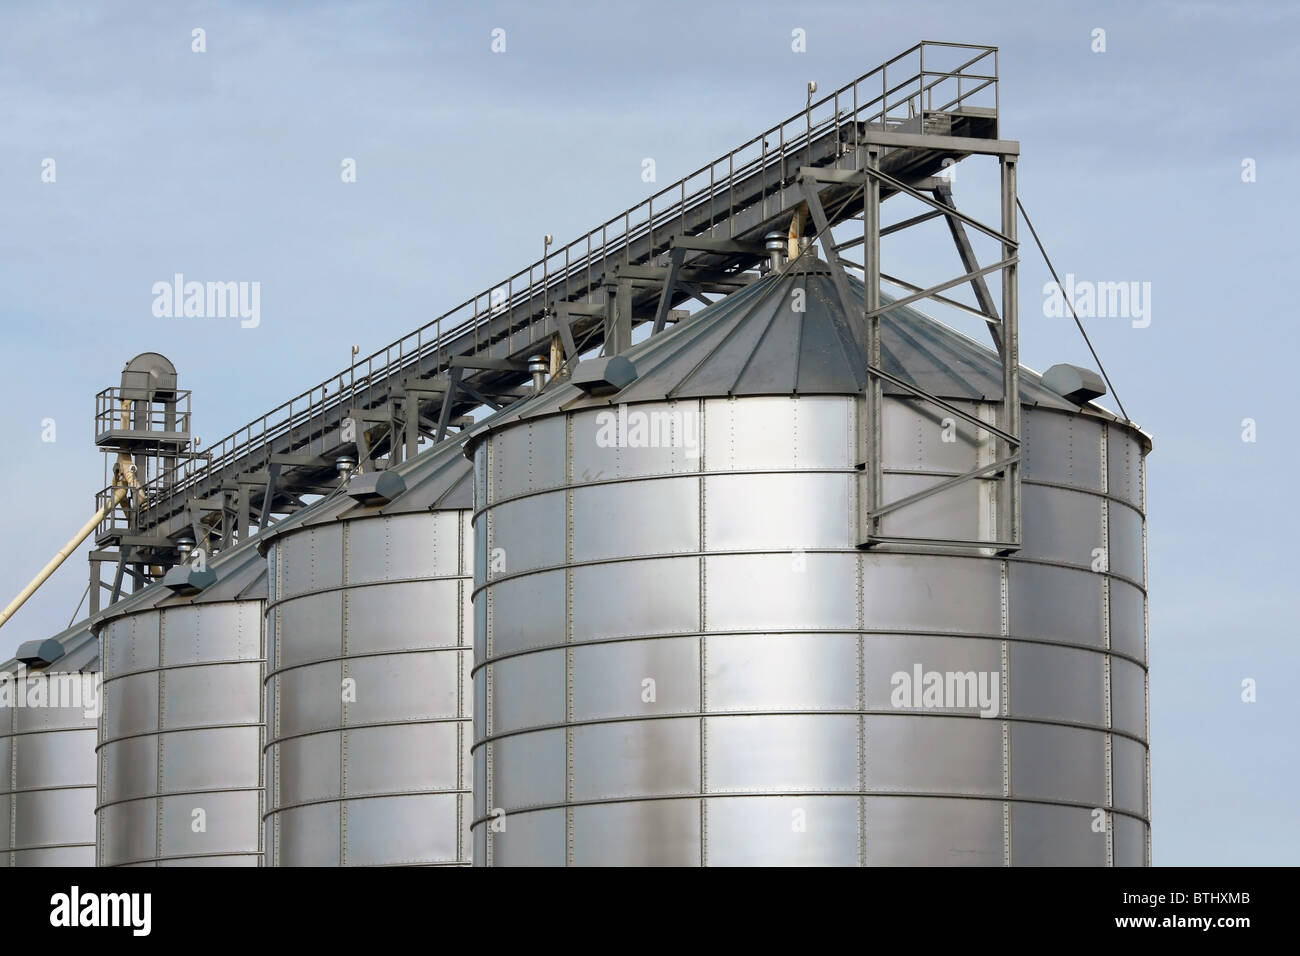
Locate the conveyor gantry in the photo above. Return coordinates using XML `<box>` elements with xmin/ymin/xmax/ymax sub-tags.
<box><xmin>91</xmin><ymin>41</ymin><xmax>1013</xmax><ymax>601</ymax></box>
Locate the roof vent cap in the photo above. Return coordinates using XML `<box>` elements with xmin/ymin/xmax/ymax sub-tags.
<box><xmin>345</xmin><ymin>470</ymin><xmax>407</xmax><ymax>505</ymax></box>
<box><xmin>162</xmin><ymin>565</ymin><xmax>217</xmax><ymax>596</ymax></box>
<box><xmin>1042</xmin><ymin>363</ymin><xmax>1107</xmax><ymax>405</ymax></box>
<box><xmin>570</xmin><ymin>355</ymin><xmax>638</xmax><ymax>396</ymax></box>
<box><xmin>14</xmin><ymin>638</ymin><xmax>64</xmax><ymax>668</ymax></box>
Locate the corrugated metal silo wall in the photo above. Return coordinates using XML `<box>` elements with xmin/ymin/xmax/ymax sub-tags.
<box><xmin>97</xmin><ymin>602</ymin><xmax>265</xmax><ymax>865</ymax></box>
<box><xmin>1</xmin><ymin>670</ymin><xmax>98</xmax><ymax>865</ymax></box>
<box><xmin>263</xmin><ymin>508</ymin><xmax>473</xmax><ymax>866</ymax></box>
<box><xmin>471</xmin><ymin>395</ymin><xmax>1148</xmax><ymax>865</ymax></box>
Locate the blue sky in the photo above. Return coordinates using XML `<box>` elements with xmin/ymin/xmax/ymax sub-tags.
<box><xmin>1</xmin><ymin>0</ymin><xmax>1296</xmax><ymax>864</ymax></box>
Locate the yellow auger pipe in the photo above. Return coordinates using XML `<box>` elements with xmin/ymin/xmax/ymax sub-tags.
<box><xmin>0</xmin><ymin>485</ymin><xmax>128</xmax><ymax>630</ymax></box>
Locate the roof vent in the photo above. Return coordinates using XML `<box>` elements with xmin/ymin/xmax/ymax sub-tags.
<box><xmin>14</xmin><ymin>638</ymin><xmax>64</xmax><ymax>668</ymax></box>
<box><xmin>764</xmin><ymin>232</ymin><xmax>787</xmax><ymax>271</ymax></box>
<box><xmin>1042</xmin><ymin>364</ymin><xmax>1107</xmax><ymax>404</ymax></box>
<box><xmin>570</xmin><ymin>355</ymin><xmax>637</xmax><ymax>396</ymax></box>
<box><xmin>345</xmin><ymin>470</ymin><xmax>407</xmax><ymax>505</ymax></box>
<box><xmin>162</xmin><ymin>564</ymin><xmax>217</xmax><ymax>596</ymax></box>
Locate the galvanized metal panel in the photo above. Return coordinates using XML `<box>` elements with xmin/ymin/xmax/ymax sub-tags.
<box><xmin>706</xmin><ymin>553</ymin><xmax>857</xmax><ymax>631</ymax></box>
<box><xmin>278</xmin><ymin>524</ymin><xmax>342</xmax><ymax>600</ymax></box>
<box><xmin>344</xmin><ymin>793</ymin><xmax>460</xmax><ymax>865</ymax></box>
<box><xmin>1113</xmin><ymin>813</ymin><xmax>1148</xmax><ymax>867</ymax></box>
<box><xmin>276</xmin><ymin>803</ymin><xmax>340</xmax><ymax>866</ymax></box>
<box><xmin>865</xmin><ymin>796</ymin><xmax>1003</xmax><ymax>866</ymax></box>
<box><xmin>1022</xmin><ymin>413</ymin><xmax>1103</xmax><ymax>491</ymax></box>
<box><xmin>1111</xmin><ymin>659</ymin><xmax>1148</xmax><ymax>740</ymax></box>
<box><xmin>276</xmin><ymin>731</ymin><xmax>341</xmax><ymax>806</ymax></box>
<box><xmin>864</xmin><ymin>716</ymin><xmax>1003</xmax><ymax>794</ymax></box>
<box><xmin>863</xmin><ymin>634</ymin><xmax>1002</xmax><ymax>712</ymax></box>
<box><xmin>489</xmin><ymin>807</ymin><xmax>566</xmax><ymax>866</ymax></box>
<box><xmin>1011</xmin><ymin>802</ymin><xmax>1108</xmax><ymax>865</ymax></box>
<box><xmin>487</xmin><ymin>569</ymin><xmax>566</xmax><ymax>656</ymax></box>
<box><xmin>705</xmin><ymin>715</ymin><xmax>858</xmax><ymax>793</ymax></box>
<box><xmin>572</xmin><ymin>558</ymin><xmax>700</xmax><ymax>640</ymax></box>
<box><xmin>704</xmin><ymin>473</ymin><xmax>853</xmax><ymax>551</ymax></box>
<box><xmin>274</xmin><ymin>661</ymin><xmax>342</xmax><ymax>738</ymax></box>
<box><xmin>487</xmin><ymin>492</ymin><xmax>567</xmax><ymax>574</ymax></box>
<box><xmin>571</xmin><ymin>637</ymin><xmax>700</xmax><ymax>720</ymax></box>
<box><xmin>862</xmin><ymin>555</ymin><xmax>1001</xmax><ymax>634</ymax></box>
<box><xmin>569</xmin><ymin>405</ymin><xmax>699</xmax><ymax>482</ymax></box>
<box><xmin>489</xmin><ymin>649</ymin><xmax>566</xmax><ymax>734</ymax></box>
<box><xmin>1021</xmin><ymin>484</ymin><xmax>1103</xmax><ymax>568</ymax></box>
<box><xmin>881</xmin><ymin>399</ymin><xmax>981</xmax><ymax>472</ymax></box>
<box><xmin>1113</xmin><ymin>735</ymin><xmax>1147</xmax><ymax>815</ymax></box>
<box><xmin>1009</xmin><ymin>643</ymin><xmax>1106</xmax><ymax>727</ymax></box>
<box><xmin>490</xmin><ymin>417</ymin><xmax>566</xmax><ymax>503</ymax></box>
<box><xmin>159</xmin><ymin>790</ymin><xmax>260</xmax><ymax>861</ymax></box>
<box><xmin>1110</xmin><ymin>580</ymin><xmax>1147</xmax><ymax>663</ymax></box>
<box><xmin>702</xmin><ymin>396</ymin><xmax>855</xmax><ymax>471</ymax></box>
<box><xmin>345</xmin><ymin>579</ymin><xmax>463</xmax><ymax>652</ymax></box>
<box><xmin>572</xmin><ymin>718</ymin><xmax>700</xmax><ymax>801</ymax></box>
<box><xmin>704</xmin><ymin>633</ymin><xmax>859</xmax><ymax>713</ymax></box>
<box><xmin>573</xmin><ymin>479</ymin><xmax>700</xmax><ymax>561</ymax></box>
<box><xmin>274</xmin><ymin>592</ymin><xmax>343</xmax><ymax>670</ymax></box>
<box><xmin>878</xmin><ymin>473</ymin><xmax>982</xmax><ymax>541</ymax></box>
<box><xmin>1107</xmin><ymin>424</ymin><xmax>1144</xmax><ymax>509</ymax></box>
<box><xmin>1108</xmin><ymin>503</ymin><xmax>1145</xmax><ymax>583</ymax></box>
<box><xmin>1009</xmin><ymin>562</ymin><xmax>1103</xmax><ymax>647</ymax></box>
<box><xmin>1010</xmin><ymin>723</ymin><xmax>1107</xmax><ymax>806</ymax></box>
<box><xmin>571</xmin><ymin>800</ymin><xmax>701</xmax><ymax>866</ymax></box>
<box><xmin>706</xmin><ymin>796</ymin><xmax>860</xmax><ymax>866</ymax></box>
<box><xmin>490</xmin><ymin>729</ymin><xmax>565</xmax><ymax>809</ymax></box>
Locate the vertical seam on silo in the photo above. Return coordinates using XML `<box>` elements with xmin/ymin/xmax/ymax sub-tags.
<box><xmin>698</xmin><ymin>398</ymin><xmax>708</xmax><ymax>867</ymax></box>
<box><xmin>857</xmin><ymin>530</ymin><xmax>866</xmax><ymax>866</ymax></box>
<box><xmin>1000</xmin><ymin>561</ymin><xmax>1010</xmax><ymax>867</ymax></box>
<box><xmin>340</xmin><ymin>523</ymin><xmax>349</xmax><ymax>867</ymax></box>
<box><xmin>565</xmin><ymin>416</ymin><xmax>575</xmax><ymax>866</ymax></box>
<box><xmin>272</xmin><ymin>546</ymin><xmax>282</xmax><ymax>867</ymax></box>
<box><xmin>1141</xmin><ymin>448</ymin><xmax>1151</xmax><ymax>866</ymax></box>
<box><xmin>462</xmin><ymin>512</ymin><xmax>473</xmax><ymax>868</ymax></box>
<box><xmin>1101</xmin><ymin>427</ymin><xmax>1113</xmax><ymax>866</ymax></box>
<box><xmin>484</xmin><ymin>439</ymin><xmax>494</xmax><ymax>868</ymax></box>
<box><xmin>156</xmin><ymin>611</ymin><xmax>166</xmax><ymax>863</ymax></box>
<box><xmin>854</xmin><ymin>388</ymin><xmax>866</xmax><ymax>865</ymax></box>
<box><xmin>7</xmin><ymin>689</ymin><xmax>15</xmax><ymax>864</ymax></box>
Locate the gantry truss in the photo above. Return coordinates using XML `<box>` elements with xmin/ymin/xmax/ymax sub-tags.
<box><xmin>90</xmin><ymin>40</ymin><xmax>1018</xmax><ymax>606</ymax></box>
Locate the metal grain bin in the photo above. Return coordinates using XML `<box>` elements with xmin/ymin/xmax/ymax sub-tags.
<box><xmin>259</xmin><ymin>436</ymin><xmax>474</xmax><ymax>866</ymax></box>
<box><xmin>467</xmin><ymin>259</ymin><xmax>1151</xmax><ymax>866</ymax></box>
<box><xmin>1</xmin><ymin>623</ymin><xmax>99</xmax><ymax>866</ymax></box>
<box><xmin>94</xmin><ymin>540</ymin><xmax>266</xmax><ymax>866</ymax></box>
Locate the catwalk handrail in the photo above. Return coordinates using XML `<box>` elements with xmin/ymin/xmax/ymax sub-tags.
<box><xmin>117</xmin><ymin>41</ymin><xmax>998</xmax><ymax>518</ymax></box>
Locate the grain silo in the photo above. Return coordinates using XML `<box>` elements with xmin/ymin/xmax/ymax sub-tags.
<box><xmin>94</xmin><ymin>538</ymin><xmax>266</xmax><ymax>866</ymax></box>
<box><xmin>258</xmin><ymin>433</ymin><xmax>474</xmax><ymax>866</ymax></box>
<box><xmin>0</xmin><ymin>622</ymin><xmax>99</xmax><ymax>866</ymax></box>
<box><xmin>466</xmin><ymin>255</ymin><xmax>1150</xmax><ymax>866</ymax></box>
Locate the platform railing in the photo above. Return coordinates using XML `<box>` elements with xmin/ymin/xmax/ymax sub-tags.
<box><xmin>121</xmin><ymin>41</ymin><xmax>999</xmax><ymax>523</ymax></box>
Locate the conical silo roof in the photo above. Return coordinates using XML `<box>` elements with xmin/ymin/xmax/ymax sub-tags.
<box><xmin>92</xmin><ymin>531</ymin><xmax>269</xmax><ymax>629</ymax></box>
<box><xmin>468</xmin><ymin>257</ymin><xmax>1099</xmax><ymax>444</ymax></box>
<box><xmin>2</xmin><ymin>618</ymin><xmax>99</xmax><ymax>674</ymax></box>
<box><xmin>256</xmin><ymin>423</ymin><xmax>477</xmax><ymax>551</ymax></box>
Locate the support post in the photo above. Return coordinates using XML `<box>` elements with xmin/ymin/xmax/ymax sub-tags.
<box><xmin>999</xmin><ymin>156</ymin><xmax>1021</xmax><ymax>549</ymax></box>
